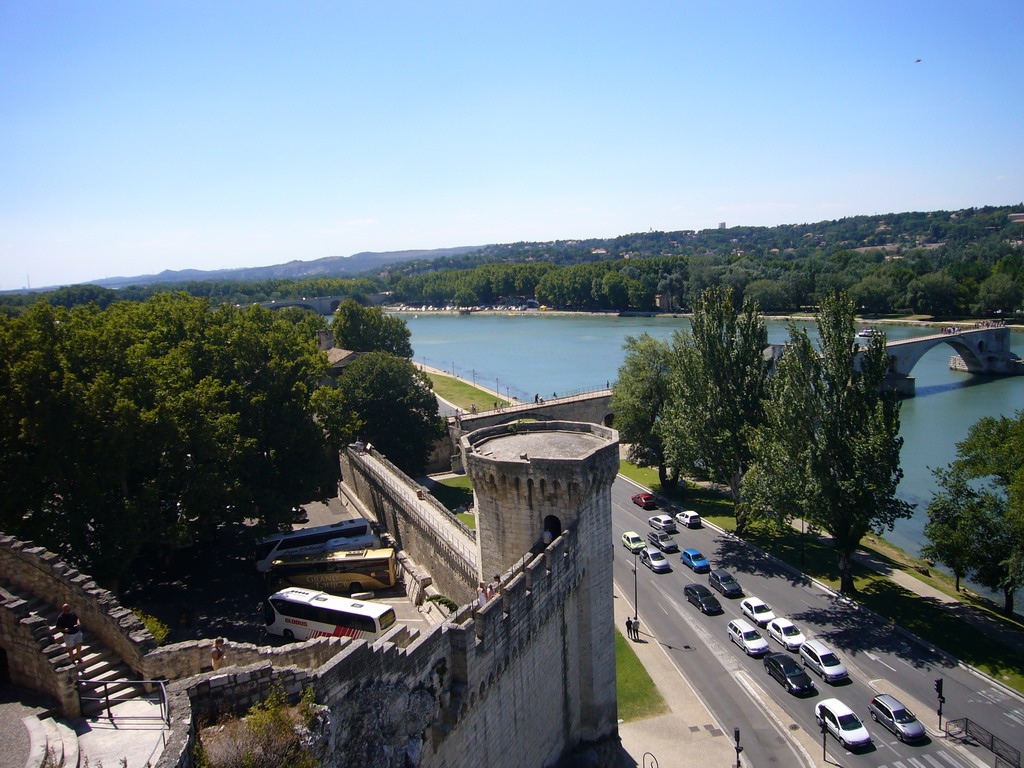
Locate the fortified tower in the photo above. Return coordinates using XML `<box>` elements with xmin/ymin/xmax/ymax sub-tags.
<box><xmin>461</xmin><ymin>420</ymin><xmax>619</xmax><ymax>740</ymax></box>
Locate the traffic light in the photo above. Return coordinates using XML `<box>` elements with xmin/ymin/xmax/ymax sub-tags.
<box><xmin>934</xmin><ymin>678</ymin><xmax>944</xmax><ymax>697</ymax></box>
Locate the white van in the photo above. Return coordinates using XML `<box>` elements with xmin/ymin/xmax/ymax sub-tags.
<box><xmin>254</xmin><ymin>519</ymin><xmax>379</xmax><ymax>572</ymax></box>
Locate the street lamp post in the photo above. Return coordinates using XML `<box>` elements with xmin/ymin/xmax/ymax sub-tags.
<box><xmin>820</xmin><ymin>714</ymin><xmax>828</xmax><ymax>761</ymax></box>
<box><xmin>632</xmin><ymin>550</ymin><xmax>639</xmax><ymax>623</ymax></box>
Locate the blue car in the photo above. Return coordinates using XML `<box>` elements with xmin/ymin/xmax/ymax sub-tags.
<box><xmin>680</xmin><ymin>548</ymin><xmax>710</xmax><ymax>573</ymax></box>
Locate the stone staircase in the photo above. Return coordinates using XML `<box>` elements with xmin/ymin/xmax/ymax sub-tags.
<box><xmin>0</xmin><ymin>577</ymin><xmax>149</xmax><ymax>717</ymax></box>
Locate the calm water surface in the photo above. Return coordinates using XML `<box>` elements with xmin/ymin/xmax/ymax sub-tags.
<box><xmin>402</xmin><ymin>313</ymin><xmax>1024</xmax><ymax>570</ymax></box>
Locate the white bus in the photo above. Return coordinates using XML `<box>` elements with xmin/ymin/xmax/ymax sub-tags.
<box><xmin>253</xmin><ymin>518</ymin><xmax>379</xmax><ymax>572</ymax></box>
<box><xmin>263</xmin><ymin>587</ymin><xmax>397</xmax><ymax>641</ymax></box>
<box><xmin>269</xmin><ymin>548</ymin><xmax>397</xmax><ymax>594</ymax></box>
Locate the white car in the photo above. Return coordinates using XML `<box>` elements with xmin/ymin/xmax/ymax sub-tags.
<box><xmin>675</xmin><ymin>510</ymin><xmax>701</xmax><ymax>528</ymax></box>
<box><xmin>816</xmin><ymin>698</ymin><xmax>872</xmax><ymax>750</ymax></box>
<box><xmin>727</xmin><ymin>619</ymin><xmax>769</xmax><ymax>657</ymax></box>
<box><xmin>740</xmin><ymin>597</ymin><xmax>776</xmax><ymax>627</ymax></box>
<box><xmin>766</xmin><ymin>618</ymin><xmax>806</xmax><ymax>651</ymax></box>
<box><xmin>647</xmin><ymin>514</ymin><xmax>677</xmax><ymax>533</ymax></box>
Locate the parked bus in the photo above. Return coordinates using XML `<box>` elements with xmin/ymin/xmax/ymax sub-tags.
<box><xmin>253</xmin><ymin>518</ymin><xmax>378</xmax><ymax>572</ymax></box>
<box><xmin>269</xmin><ymin>548</ymin><xmax>397</xmax><ymax>594</ymax></box>
<box><xmin>263</xmin><ymin>587</ymin><xmax>397</xmax><ymax>641</ymax></box>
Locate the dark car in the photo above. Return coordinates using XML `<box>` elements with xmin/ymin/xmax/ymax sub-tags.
<box><xmin>764</xmin><ymin>652</ymin><xmax>815</xmax><ymax>695</ymax></box>
<box><xmin>291</xmin><ymin>506</ymin><xmax>309</xmax><ymax>524</ymax></box>
<box><xmin>631</xmin><ymin>493</ymin><xmax>657</xmax><ymax>510</ymax></box>
<box><xmin>708</xmin><ymin>569</ymin><xmax>742</xmax><ymax>598</ymax></box>
<box><xmin>646</xmin><ymin>530</ymin><xmax>679</xmax><ymax>553</ymax></box>
<box><xmin>683</xmin><ymin>583</ymin><xmax>722</xmax><ymax>614</ymax></box>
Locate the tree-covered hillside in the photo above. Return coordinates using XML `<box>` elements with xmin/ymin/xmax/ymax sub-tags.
<box><xmin>4</xmin><ymin>205</ymin><xmax>1023</xmax><ymax>318</ymax></box>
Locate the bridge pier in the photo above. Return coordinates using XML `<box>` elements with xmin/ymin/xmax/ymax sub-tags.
<box><xmin>882</xmin><ymin>374</ymin><xmax>915</xmax><ymax>397</ymax></box>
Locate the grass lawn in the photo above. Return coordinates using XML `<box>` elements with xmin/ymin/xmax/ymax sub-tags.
<box><xmin>616</xmin><ymin>630</ymin><xmax>668</xmax><ymax>722</ymax></box>
<box><xmin>425</xmin><ymin>372</ymin><xmax>508</xmax><ymax>411</ymax></box>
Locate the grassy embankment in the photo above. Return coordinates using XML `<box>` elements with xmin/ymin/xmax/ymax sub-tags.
<box><xmin>619</xmin><ymin>463</ymin><xmax>1024</xmax><ymax>693</ymax></box>
<box><xmin>424</xmin><ymin>371</ymin><xmax>508</xmax><ymax>412</ymax></box>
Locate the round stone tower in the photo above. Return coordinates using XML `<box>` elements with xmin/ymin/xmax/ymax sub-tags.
<box><xmin>461</xmin><ymin>420</ymin><xmax>619</xmax><ymax>581</ymax></box>
<box><xmin>462</xmin><ymin>420</ymin><xmax>620</xmax><ymax>741</ymax></box>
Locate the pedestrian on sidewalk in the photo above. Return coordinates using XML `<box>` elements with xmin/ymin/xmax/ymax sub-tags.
<box><xmin>625</xmin><ymin>617</ymin><xmax>633</xmax><ymax>640</ymax></box>
<box><xmin>55</xmin><ymin>603</ymin><xmax>84</xmax><ymax>664</ymax></box>
<box><xmin>632</xmin><ymin>617</ymin><xmax>641</xmax><ymax>641</ymax></box>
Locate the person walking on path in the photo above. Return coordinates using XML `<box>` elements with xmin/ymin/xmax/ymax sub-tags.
<box><xmin>632</xmin><ymin>617</ymin><xmax>641</xmax><ymax>641</ymax></box>
<box><xmin>55</xmin><ymin>604</ymin><xmax>84</xmax><ymax>665</ymax></box>
<box><xmin>625</xmin><ymin>617</ymin><xmax>634</xmax><ymax>640</ymax></box>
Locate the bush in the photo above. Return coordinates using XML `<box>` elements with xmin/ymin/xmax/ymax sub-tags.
<box><xmin>133</xmin><ymin>610</ymin><xmax>170</xmax><ymax>645</ymax></box>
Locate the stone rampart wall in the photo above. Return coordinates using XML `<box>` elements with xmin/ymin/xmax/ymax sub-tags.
<box><xmin>0</xmin><ymin>583</ymin><xmax>79</xmax><ymax>715</ymax></box>
<box><xmin>340</xmin><ymin>448</ymin><xmax>477</xmax><ymax>605</ymax></box>
<box><xmin>0</xmin><ymin>536</ymin><xmax>155</xmax><ymax>672</ymax></box>
<box><xmin>153</xmin><ymin>529</ymin><xmax>607</xmax><ymax>768</ymax></box>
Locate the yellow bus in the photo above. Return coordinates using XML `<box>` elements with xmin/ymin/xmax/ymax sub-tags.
<box><xmin>268</xmin><ymin>548</ymin><xmax>397</xmax><ymax>594</ymax></box>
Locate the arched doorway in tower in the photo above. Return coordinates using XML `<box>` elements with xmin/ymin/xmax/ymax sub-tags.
<box><xmin>543</xmin><ymin>514</ymin><xmax>562</xmax><ymax>546</ymax></box>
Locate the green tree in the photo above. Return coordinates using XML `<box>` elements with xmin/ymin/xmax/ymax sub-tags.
<box><xmin>744</xmin><ymin>291</ymin><xmax>911</xmax><ymax>593</ymax></box>
<box><xmin>659</xmin><ymin>287</ymin><xmax>770</xmax><ymax>532</ymax></box>
<box><xmin>972</xmin><ymin>272</ymin><xmax>1022</xmax><ymax>316</ymax></box>
<box><xmin>610</xmin><ymin>334</ymin><xmax>676</xmax><ymax>489</ymax></box>
<box><xmin>0</xmin><ymin>295</ymin><xmax>335</xmax><ymax>586</ymax></box>
<box><xmin>928</xmin><ymin>412</ymin><xmax>1024</xmax><ymax>613</ymax></box>
<box><xmin>922</xmin><ymin>467</ymin><xmax>990</xmax><ymax>591</ymax></box>
<box><xmin>319</xmin><ymin>352</ymin><xmax>445</xmax><ymax>474</ymax></box>
<box><xmin>905</xmin><ymin>272</ymin><xmax>963</xmax><ymax>316</ymax></box>
<box><xmin>331</xmin><ymin>299</ymin><xmax>413</xmax><ymax>357</ymax></box>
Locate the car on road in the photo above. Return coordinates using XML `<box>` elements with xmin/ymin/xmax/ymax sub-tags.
<box><xmin>647</xmin><ymin>514</ymin><xmax>677</xmax><ymax>533</ymax></box>
<box><xmin>640</xmin><ymin>547</ymin><xmax>671</xmax><ymax>573</ymax></box>
<box><xmin>727</xmin><ymin>619</ymin><xmax>769</xmax><ymax>657</ymax></box>
<box><xmin>868</xmin><ymin>694</ymin><xmax>926</xmax><ymax>743</ymax></box>
<box><xmin>740</xmin><ymin>597</ymin><xmax>776</xmax><ymax>627</ymax></box>
<box><xmin>679</xmin><ymin>548</ymin><xmax>710</xmax><ymax>573</ymax></box>
<box><xmin>766</xmin><ymin>617</ymin><xmax>806</xmax><ymax>652</ymax></box>
<box><xmin>631</xmin><ymin>493</ymin><xmax>657</xmax><ymax>510</ymax></box>
<box><xmin>621</xmin><ymin>531</ymin><xmax>645</xmax><ymax>553</ymax></box>
<box><xmin>683</xmin><ymin>583</ymin><xmax>722</xmax><ymax>614</ymax></box>
<box><xmin>646</xmin><ymin>530</ymin><xmax>679</xmax><ymax>553</ymax></box>
<box><xmin>764</xmin><ymin>652</ymin><xmax>815</xmax><ymax>695</ymax></box>
<box><xmin>816</xmin><ymin>698</ymin><xmax>872</xmax><ymax>750</ymax></box>
<box><xmin>799</xmin><ymin>639</ymin><xmax>849</xmax><ymax>683</ymax></box>
<box><xmin>708</xmin><ymin>569</ymin><xmax>742</xmax><ymax>598</ymax></box>
<box><xmin>675</xmin><ymin>510</ymin><xmax>702</xmax><ymax>528</ymax></box>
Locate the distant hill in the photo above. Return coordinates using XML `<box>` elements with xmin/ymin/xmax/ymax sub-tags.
<box><xmin>29</xmin><ymin>246</ymin><xmax>487</xmax><ymax>292</ymax></box>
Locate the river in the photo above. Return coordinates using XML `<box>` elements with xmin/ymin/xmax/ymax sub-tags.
<box><xmin>400</xmin><ymin>312</ymin><xmax>1024</xmax><ymax>568</ymax></box>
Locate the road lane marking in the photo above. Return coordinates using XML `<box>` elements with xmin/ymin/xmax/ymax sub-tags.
<box><xmin>864</xmin><ymin>651</ymin><xmax>897</xmax><ymax>671</ymax></box>
<box><xmin>733</xmin><ymin>669</ymin><xmax>818</xmax><ymax>768</ymax></box>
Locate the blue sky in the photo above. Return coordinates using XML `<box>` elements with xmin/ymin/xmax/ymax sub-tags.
<box><xmin>2</xmin><ymin>1</ymin><xmax>1022</xmax><ymax>290</ymax></box>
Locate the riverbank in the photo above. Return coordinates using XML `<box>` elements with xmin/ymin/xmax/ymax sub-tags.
<box><xmin>389</xmin><ymin>305</ymin><xmax>1024</xmax><ymax>332</ymax></box>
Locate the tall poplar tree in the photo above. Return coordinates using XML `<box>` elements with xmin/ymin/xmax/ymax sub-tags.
<box><xmin>610</xmin><ymin>334</ymin><xmax>676</xmax><ymax>489</ymax></box>
<box><xmin>659</xmin><ymin>286</ymin><xmax>770</xmax><ymax>532</ymax></box>
<box><xmin>744</xmin><ymin>291</ymin><xmax>911</xmax><ymax>594</ymax></box>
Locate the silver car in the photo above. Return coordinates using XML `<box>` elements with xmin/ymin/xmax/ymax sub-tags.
<box><xmin>639</xmin><ymin>546</ymin><xmax>671</xmax><ymax>573</ymax></box>
<box><xmin>868</xmin><ymin>694</ymin><xmax>926</xmax><ymax>743</ymax></box>
<box><xmin>799</xmin><ymin>639</ymin><xmax>849</xmax><ymax>683</ymax></box>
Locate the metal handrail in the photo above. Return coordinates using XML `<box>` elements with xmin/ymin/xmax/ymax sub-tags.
<box><xmin>77</xmin><ymin>678</ymin><xmax>170</xmax><ymax>726</ymax></box>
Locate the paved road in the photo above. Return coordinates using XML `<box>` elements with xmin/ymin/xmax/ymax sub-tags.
<box><xmin>610</xmin><ymin>475</ymin><xmax>1022</xmax><ymax>768</ymax></box>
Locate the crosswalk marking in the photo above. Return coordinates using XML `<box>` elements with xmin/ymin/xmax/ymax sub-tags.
<box><xmin>1006</xmin><ymin>708</ymin><xmax>1024</xmax><ymax>726</ymax></box>
<box><xmin>878</xmin><ymin>751</ymin><xmax>965</xmax><ymax>768</ymax></box>
<box><xmin>977</xmin><ymin>686</ymin><xmax>1011</xmax><ymax>704</ymax></box>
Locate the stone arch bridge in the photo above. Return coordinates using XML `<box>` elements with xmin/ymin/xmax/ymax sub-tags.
<box><xmin>871</xmin><ymin>326</ymin><xmax>1024</xmax><ymax>396</ymax></box>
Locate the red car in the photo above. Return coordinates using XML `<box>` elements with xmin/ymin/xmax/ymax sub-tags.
<box><xmin>631</xmin><ymin>493</ymin><xmax>657</xmax><ymax>510</ymax></box>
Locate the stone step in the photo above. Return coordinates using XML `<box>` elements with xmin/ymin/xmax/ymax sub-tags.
<box><xmin>37</xmin><ymin>714</ymin><xmax>81</xmax><ymax>768</ymax></box>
